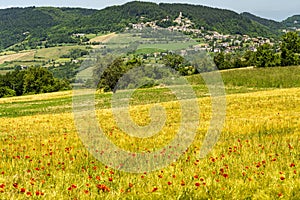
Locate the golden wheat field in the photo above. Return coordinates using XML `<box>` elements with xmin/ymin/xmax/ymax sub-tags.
<box><xmin>0</xmin><ymin>87</ymin><xmax>299</xmax><ymax>199</ymax></box>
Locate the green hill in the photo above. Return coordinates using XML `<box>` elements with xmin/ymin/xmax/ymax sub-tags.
<box><xmin>240</xmin><ymin>12</ymin><xmax>283</xmax><ymax>30</ymax></box>
<box><xmin>0</xmin><ymin>1</ymin><xmax>292</xmax><ymax>51</ymax></box>
<box><xmin>282</xmin><ymin>15</ymin><xmax>300</xmax><ymax>29</ymax></box>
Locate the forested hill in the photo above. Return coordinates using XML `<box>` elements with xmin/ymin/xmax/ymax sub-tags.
<box><xmin>0</xmin><ymin>1</ymin><xmax>296</xmax><ymax>50</ymax></box>
<box><xmin>282</xmin><ymin>15</ymin><xmax>300</xmax><ymax>29</ymax></box>
<box><xmin>0</xmin><ymin>7</ymin><xmax>98</xmax><ymax>50</ymax></box>
<box><xmin>240</xmin><ymin>12</ymin><xmax>284</xmax><ymax>30</ymax></box>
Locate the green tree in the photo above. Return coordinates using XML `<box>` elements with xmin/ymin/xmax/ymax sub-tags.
<box><xmin>280</xmin><ymin>32</ymin><xmax>300</xmax><ymax>66</ymax></box>
<box><xmin>162</xmin><ymin>53</ymin><xmax>195</xmax><ymax>75</ymax></box>
<box><xmin>0</xmin><ymin>87</ymin><xmax>16</xmax><ymax>98</ymax></box>
<box><xmin>255</xmin><ymin>44</ymin><xmax>279</xmax><ymax>67</ymax></box>
<box><xmin>243</xmin><ymin>50</ymin><xmax>256</xmax><ymax>67</ymax></box>
<box><xmin>214</xmin><ymin>52</ymin><xmax>226</xmax><ymax>70</ymax></box>
<box><xmin>97</xmin><ymin>56</ymin><xmax>142</xmax><ymax>92</ymax></box>
<box><xmin>162</xmin><ymin>54</ymin><xmax>184</xmax><ymax>70</ymax></box>
<box><xmin>23</xmin><ymin>67</ymin><xmax>69</xmax><ymax>94</ymax></box>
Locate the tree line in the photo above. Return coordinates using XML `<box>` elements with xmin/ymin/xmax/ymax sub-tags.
<box><xmin>0</xmin><ymin>67</ymin><xmax>70</xmax><ymax>98</ymax></box>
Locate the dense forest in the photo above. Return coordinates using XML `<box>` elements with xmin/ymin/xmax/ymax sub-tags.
<box><xmin>0</xmin><ymin>1</ymin><xmax>297</xmax><ymax>51</ymax></box>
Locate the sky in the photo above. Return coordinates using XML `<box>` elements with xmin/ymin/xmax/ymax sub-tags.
<box><xmin>0</xmin><ymin>0</ymin><xmax>299</xmax><ymax>21</ymax></box>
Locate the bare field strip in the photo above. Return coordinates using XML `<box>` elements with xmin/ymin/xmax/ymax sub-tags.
<box><xmin>90</xmin><ymin>32</ymin><xmax>117</xmax><ymax>43</ymax></box>
<box><xmin>0</xmin><ymin>51</ymin><xmax>34</xmax><ymax>64</ymax></box>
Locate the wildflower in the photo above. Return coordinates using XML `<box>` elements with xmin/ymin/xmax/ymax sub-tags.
<box><xmin>20</xmin><ymin>188</ymin><xmax>26</xmax><ymax>193</ymax></box>
<box><xmin>181</xmin><ymin>180</ymin><xmax>185</xmax><ymax>186</ymax></box>
<box><xmin>84</xmin><ymin>190</ymin><xmax>89</xmax><ymax>194</ymax></box>
<box><xmin>167</xmin><ymin>181</ymin><xmax>172</xmax><ymax>185</ymax></box>
<box><xmin>13</xmin><ymin>183</ymin><xmax>18</xmax><ymax>188</ymax></box>
<box><xmin>36</xmin><ymin>191</ymin><xmax>44</xmax><ymax>196</ymax></box>
<box><xmin>195</xmin><ymin>182</ymin><xmax>200</xmax><ymax>187</ymax></box>
<box><xmin>96</xmin><ymin>184</ymin><xmax>110</xmax><ymax>192</ymax></box>
<box><xmin>290</xmin><ymin>163</ymin><xmax>295</xmax><ymax>167</ymax></box>
<box><xmin>220</xmin><ymin>168</ymin><xmax>225</xmax><ymax>174</ymax></box>
<box><xmin>222</xmin><ymin>174</ymin><xmax>229</xmax><ymax>178</ymax></box>
<box><xmin>152</xmin><ymin>187</ymin><xmax>158</xmax><ymax>192</ymax></box>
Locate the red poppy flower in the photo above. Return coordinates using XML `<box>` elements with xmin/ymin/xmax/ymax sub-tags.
<box><xmin>84</xmin><ymin>190</ymin><xmax>89</xmax><ymax>194</ymax></box>
<box><xmin>222</xmin><ymin>174</ymin><xmax>229</xmax><ymax>178</ymax></box>
<box><xmin>96</xmin><ymin>184</ymin><xmax>110</xmax><ymax>192</ymax></box>
<box><xmin>181</xmin><ymin>180</ymin><xmax>185</xmax><ymax>186</ymax></box>
<box><xmin>290</xmin><ymin>163</ymin><xmax>295</xmax><ymax>167</ymax></box>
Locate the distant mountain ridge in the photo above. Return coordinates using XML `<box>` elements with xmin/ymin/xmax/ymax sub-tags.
<box><xmin>240</xmin><ymin>12</ymin><xmax>284</xmax><ymax>30</ymax></box>
<box><xmin>0</xmin><ymin>1</ymin><xmax>298</xmax><ymax>50</ymax></box>
<box><xmin>282</xmin><ymin>15</ymin><xmax>300</xmax><ymax>29</ymax></box>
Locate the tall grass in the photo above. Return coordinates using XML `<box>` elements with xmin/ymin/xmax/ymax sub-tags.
<box><xmin>0</xmin><ymin>87</ymin><xmax>299</xmax><ymax>199</ymax></box>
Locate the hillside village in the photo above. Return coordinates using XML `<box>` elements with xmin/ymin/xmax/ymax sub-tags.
<box><xmin>131</xmin><ymin>12</ymin><xmax>279</xmax><ymax>53</ymax></box>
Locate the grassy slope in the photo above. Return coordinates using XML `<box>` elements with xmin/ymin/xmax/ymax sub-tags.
<box><xmin>1</xmin><ymin>66</ymin><xmax>299</xmax><ymax>118</ymax></box>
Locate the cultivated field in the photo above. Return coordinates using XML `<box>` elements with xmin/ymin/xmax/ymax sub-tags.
<box><xmin>0</xmin><ymin>67</ymin><xmax>299</xmax><ymax>199</ymax></box>
<box><xmin>90</xmin><ymin>33</ymin><xmax>117</xmax><ymax>43</ymax></box>
<box><xmin>0</xmin><ymin>51</ymin><xmax>35</xmax><ymax>65</ymax></box>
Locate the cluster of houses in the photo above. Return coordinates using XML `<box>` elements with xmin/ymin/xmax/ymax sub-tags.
<box><xmin>131</xmin><ymin>12</ymin><xmax>277</xmax><ymax>53</ymax></box>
